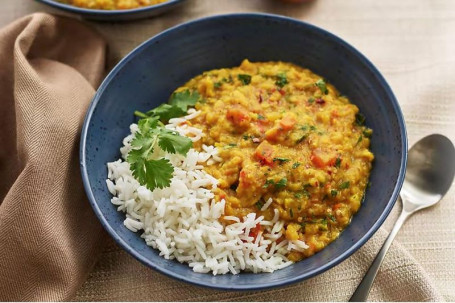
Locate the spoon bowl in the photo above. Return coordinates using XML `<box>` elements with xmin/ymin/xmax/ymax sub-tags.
<box><xmin>402</xmin><ymin>134</ymin><xmax>455</xmax><ymax>211</ymax></box>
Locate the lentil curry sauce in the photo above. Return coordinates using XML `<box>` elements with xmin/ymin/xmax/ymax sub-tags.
<box><xmin>178</xmin><ymin>60</ymin><xmax>374</xmax><ymax>261</ymax></box>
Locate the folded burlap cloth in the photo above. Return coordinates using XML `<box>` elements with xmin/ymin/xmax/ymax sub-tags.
<box><xmin>0</xmin><ymin>13</ymin><xmax>444</xmax><ymax>301</ymax></box>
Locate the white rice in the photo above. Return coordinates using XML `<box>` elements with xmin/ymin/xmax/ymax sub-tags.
<box><xmin>106</xmin><ymin>109</ymin><xmax>304</xmax><ymax>274</ymax></box>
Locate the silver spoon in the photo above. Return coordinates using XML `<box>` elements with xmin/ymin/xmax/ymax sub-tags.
<box><xmin>349</xmin><ymin>134</ymin><xmax>455</xmax><ymax>302</ymax></box>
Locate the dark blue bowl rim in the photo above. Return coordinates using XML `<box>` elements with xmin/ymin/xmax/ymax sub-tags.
<box><xmin>35</xmin><ymin>0</ymin><xmax>185</xmax><ymax>15</ymax></box>
<box><xmin>80</xmin><ymin>13</ymin><xmax>408</xmax><ymax>291</ymax></box>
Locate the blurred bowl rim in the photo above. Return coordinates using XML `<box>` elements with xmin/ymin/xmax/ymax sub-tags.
<box><xmin>35</xmin><ymin>0</ymin><xmax>186</xmax><ymax>16</ymax></box>
<box><xmin>80</xmin><ymin>13</ymin><xmax>407</xmax><ymax>290</ymax></box>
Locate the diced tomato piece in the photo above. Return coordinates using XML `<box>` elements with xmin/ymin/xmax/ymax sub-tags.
<box><xmin>333</xmin><ymin>203</ymin><xmax>343</xmax><ymax>211</ymax></box>
<box><xmin>279</xmin><ymin>114</ymin><xmax>296</xmax><ymax>131</ymax></box>
<box><xmin>226</xmin><ymin>107</ymin><xmax>250</xmax><ymax>127</ymax></box>
<box><xmin>254</xmin><ymin>141</ymin><xmax>274</xmax><ymax>165</ymax></box>
<box><xmin>327</xmin><ymin>157</ymin><xmax>337</xmax><ymax>167</ymax></box>
<box><xmin>239</xmin><ymin>170</ymin><xmax>251</xmax><ymax>187</ymax></box>
<box><xmin>249</xmin><ymin>223</ymin><xmax>262</xmax><ymax>240</ymax></box>
<box><xmin>279</xmin><ymin>89</ymin><xmax>286</xmax><ymax>96</ymax></box>
<box><xmin>310</xmin><ymin>153</ymin><xmax>326</xmax><ymax>168</ymax></box>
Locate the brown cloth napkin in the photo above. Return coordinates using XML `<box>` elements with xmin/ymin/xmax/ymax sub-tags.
<box><xmin>0</xmin><ymin>13</ymin><xmax>107</xmax><ymax>301</ymax></box>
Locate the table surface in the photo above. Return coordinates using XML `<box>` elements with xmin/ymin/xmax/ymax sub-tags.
<box><xmin>2</xmin><ymin>0</ymin><xmax>455</xmax><ymax>301</ymax></box>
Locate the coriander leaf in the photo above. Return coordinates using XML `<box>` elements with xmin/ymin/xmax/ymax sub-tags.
<box><xmin>328</xmin><ymin>214</ymin><xmax>336</xmax><ymax>222</ymax></box>
<box><xmin>339</xmin><ymin>181</ymin><xmax>350</xmax><ymax>189</ymax></box>
<box><xmin>296</xmin><ymin>134</ymin><xmax>307</xmax><ymax>144</ymax></box>
<box><xmin>294</xmin><ymin>193</ymin><xmax>302</xmax><ymax>198</ymax></box>
<box><xmin>158</xmin><ymin>130</ymin><xmax>193</xmax><ymax>155</ymax></box>
<box><xmin>263</xmin><ymin>179</ymin><xmax>275</xmax><ymax>188</ymax></box>
<box><xmin>289</xmin><ymin>208</ymin><xmax>294</xmax><ymax>218</ymax></box>
<box><xmin>335</xmin><ymin>157</ymin><xmax>342</xmax><ymax>168</ymax></box>
<box><xmin>273</xmin><ymin>157</ymin><xmax>290</xmax><ymax>164</ymax></box>
<box><xmin>356</xmin><ymin>135</ymin><xmax>363</xmax><ymax>146</ymax></box>
<box><xmin>275</xmin><ymin>178</ymin><xmax>287</xmax><ymax>189</ymax></box>
<box><xmin>214</xmin><ymin>81</ymin><xmax>222</xmax><ymax>88</ymax></box>
<box><xmin>145</xmin><ymin>90</ymin><xmax>201</xmax><ymax>122</ymax></box>
<box><xmin>128</xmin><ymin>115</ymin><xmax>193</xmax><ymax>190</ymax></box>
<box><xmin>292</xmin><ymin>162</ymin><xmax>301</xmax><ymax>169</ymax></box>
<box><xmin>331</xmin><ymin>189</ymin><xmax>338</xmax><ymax>197</ymax></box>
<box><xmin>275</xmin><ymin>73</ymin><xmax>288</xmax><ymax>88</ymax></box>
<box><xmin>303</xmin><ymin>189</ymin><xmax>311</xmax><ymax>198</ymax></box>
<box><xmin>144</xmin><ymin>159</ymin><xmax>174</xmax><ymax>189</ymax></box>
<box><xmin>147</xmin><ymin>103</ymin><xmax>185</xmax><ymax>122</ymax></box>
<box><xmin>128</xmin><ymin>155</ymin><xmax>174</xmax><ymax>191</ymax></box>
<box><xmin>355</xmin><ymin>113</ymin><xmax>366</xmax><ymax>126</ymax></box>
<box><xmin>315</xmin><ymin>79</ymin><xmax>328</xmax><ymax>95</ymax></box>
<box><xmin>308</xmin><ymin>97</ymin><xmax>315</xmax><ymax>104</ymax></box>
<box><xmin>255</xmin><ymin>200</ymin><xmax>264</xmax><ymax>210</ymax></box>
<box><xmin>238</xmin><ymin>74</ymin><xmax>251</xmax><ymax>85</ymax></box>
<box><xmin>169</xmin><ymin>89</ymin><xmax>200</xmax><ymax>112</ymax></box>
<box><xmin>257</xmin><ymin>114</ymin><xmax>266</xmax><ymax>120</ymax></box>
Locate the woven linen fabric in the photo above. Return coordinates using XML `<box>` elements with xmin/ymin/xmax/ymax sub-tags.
<box><xmin>1</xmin><ymin>0</ymin><xmax>454</xmax><ymax>301</ymax></box>
<box><xmin>0</xmin><ymin>13</ymin><xmax>107</xmax><ymax>301</ymax></box>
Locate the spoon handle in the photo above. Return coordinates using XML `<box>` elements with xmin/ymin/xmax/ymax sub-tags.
<box><xmin>349</xmin><ymin>208</ymin><xmax>410</xmax><ymax>301</ymax></box>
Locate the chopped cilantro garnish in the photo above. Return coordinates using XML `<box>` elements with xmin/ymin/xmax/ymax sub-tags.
<box><xmin>335</xmin><ymin>157</ymin><xmax>342</xmax><ymax>168</ymax></box>
<box><xmin>310</xmin><ymin>125</ymin><xmax>317</xmax><ymax>131</ymax></box>
<box><xmin>319</xmin><ymin>218</ymin><xmax>328</xmax><ymax>231</ymax></box>
<box><xmin>339</xmin><ymin>181</ymin><xmax>350</xmax><ymax>189</ymax></box>
<box><xmin>289</xmin><ymin>209</ymin><xmax>294</xmax><ymax>218</ymax></box>
<box><xmin>273</xmin><ymin>157</ymin><xmax>290</xmax><ymax>164</ymax></box>
<box><xmin>292</xmin><ymin>162</ymin><xmax>301</xmax><ymax>169</ymax></box>
<box><xmin>257</xmin><ymin>114</ymin><xmax>266</xmax><ymax>120</ymax></box>
<box><xmin>275</xmin><ymin>73</ymin><xmax>288</xmax><ymax>88</ymax></box>
<box><xmin>225</xmin><ymin>143</ymin><xmax>237</xmax><ymax>149</ymax></box>
<box><xmin>255</xmin><ymin>200</ymin><xmax>264</xmax><ymax>210</ymax></box>
<box><xmin>275</xmin><ymin>178</ymin><xmax>287</xmax><ymax>189</ymax></box>
<box><xmin>243</xmin><ymin>134</ymin><xmax>250</xmax><ymax>140</ymax></box>
<box><xmin>331</xmin><ymin>189</ymin><xmax>338</xmax><ymax>197</ymax></box>
<box><xmin>294</xmin><ymin>193</ymin><xmax>302</xmax><ymax>198</ymax></box>
<box><xmin>308</xmin><ymin>97</ymin><xmax>315</xmax><ymax>104</ymax></box>
<box><xmin>263</xmin><ymin>179</ymin><xmax>275</xmax><ymax>188</ymax></box>
<box><xmin>238</xmin><ymin>74</ymin><xmax>251</xmax><ymax>85</ymax></box>
<box><xmin>328</xmin><ymin>214</ymin><xmax>336</xmax><ymax>222</ymax></box>
<box><xmin>296</xmin><ymin>135</ymin><xmax>307</xmax><ymax>144</ymax></box>
<box><xmin>355</xmin><ymin>113</ymin><xmax>366</xmax><ymax>126</ymax></box>
<box><xmin>315</xmin><ymin>79</ymin><xmax>328</xmax><ymax>95</ymax></box>
<box><xmin>302</xmin><ymin>189</ymin><xmax>311</xmax><ymax>198</ymax></box>
<box><xmin>214</xmin><ymin>81</ymin><xmax>222</xmax><ymax>88</ymax></box>
<box><xmin>356</xmin><ymin>135</ymin><xmax>363</xmax><ymax>146</ymax></box>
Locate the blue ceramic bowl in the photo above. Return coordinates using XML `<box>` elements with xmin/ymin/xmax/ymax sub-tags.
<box><xmin>35</xmin><ymin>0</ymin><xmax>187</xmax><ymax>21</ymax></box>
<box><xmin>80</xmin><ymin>13</ymin><xmax>407</xmax><ymax>290</ymax></box>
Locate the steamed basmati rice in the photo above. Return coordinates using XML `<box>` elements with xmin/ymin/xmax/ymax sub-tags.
<box><xmin>106</xmin><ymin>109</ymin><xmax>305</xmax><ymax>274</ymax></box>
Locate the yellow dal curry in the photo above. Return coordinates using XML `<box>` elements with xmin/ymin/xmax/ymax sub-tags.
<box><xmin>176</xmin><ymin>60</ymin><xmax>374</xmax><ymax>261</ymax></box>
<box><xmin>57</xmin><ymin>0</ymin><xmax>168</xmax><ymax>10</ymax></box>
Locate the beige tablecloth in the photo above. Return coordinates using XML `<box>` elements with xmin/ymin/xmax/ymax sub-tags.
<box><xmin>1</xmin><ymin>0</ymin><xmax>454</xmax><ymax>301</ymax></box>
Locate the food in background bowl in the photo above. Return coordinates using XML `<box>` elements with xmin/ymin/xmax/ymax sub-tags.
<box><xmin>56</xmin><ymin>0</ymin><xmax>169</xmax><ymax>10</ymax></box>
<box><xmin>106</xmin><ymin>60</ymin><xmax>374</xmax><ymax>274</ymax></box>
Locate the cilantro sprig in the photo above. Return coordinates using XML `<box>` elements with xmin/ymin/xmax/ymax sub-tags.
<box><xmin>128</xmin><ymin>89</ymin><xmax>200</xmax><ymax>191</ymax></box>
<box><xmin>135</xmin><ymin>90</ymin><xmax>201</xmax><ymax>122</ymax></box>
